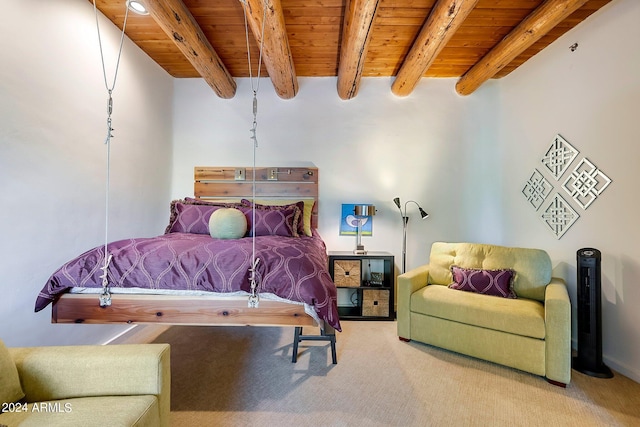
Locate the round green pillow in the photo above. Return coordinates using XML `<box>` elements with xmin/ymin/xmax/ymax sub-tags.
<box><xmin>209</xmin><ymin>208</ymin><xmax>247</xmax><ymax>239</ymax></box>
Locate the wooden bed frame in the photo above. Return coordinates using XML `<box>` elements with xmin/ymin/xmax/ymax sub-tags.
<box><xmin>51</xmin><ymin>165</ymin><xmax>329</xmax><ymax>333</ymax></box>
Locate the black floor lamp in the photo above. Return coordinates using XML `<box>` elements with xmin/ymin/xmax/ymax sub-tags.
<box><xmin>393</xmin><ymin>197</ymin><xmax>429</xmax><ymax>274</ymax></box>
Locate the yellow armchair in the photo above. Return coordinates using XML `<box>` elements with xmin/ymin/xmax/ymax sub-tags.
<box><xmin>1</xmin><ymin>340</ymin><xmax>170</xmax><ymax>427</ymax></box>
<box><xmin>397</xmin><ymin>242</ymin><xmax>571</xmax><ymax>386</ymax></box>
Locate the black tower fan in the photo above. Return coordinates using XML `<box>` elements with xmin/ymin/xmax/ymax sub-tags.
<box><xmin>572</xmin><ymin>248</ymin><xmax>613</xmax><ymax>378</ymax></box>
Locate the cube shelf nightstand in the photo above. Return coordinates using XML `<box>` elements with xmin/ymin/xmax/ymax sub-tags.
<box><xmin>328</xmin><ymin>251</ymin><xmax>395</xmax><ymax>320</ymax></box>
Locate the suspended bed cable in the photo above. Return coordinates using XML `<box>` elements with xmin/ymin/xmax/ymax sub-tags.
<box><xmin>240</xmin><ymin>0</ymin><xmax>268</xmax><ymax>308</ymax></box>
<box><xmin>92</xmin><ymin>0</ymin><xmax>130</xmax><ymax>307</ymax></box>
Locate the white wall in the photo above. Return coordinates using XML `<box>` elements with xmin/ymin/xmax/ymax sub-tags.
<box><xmin>0</xmin><ymin>0</ymin><xmax>174</xmax><ymax>346</ymax></box>
<box><xmin>497</xmin><ymin>0</ymin><xmax>640</xmax><ymax>381</ymax></box>
<box><xmin>171</xmin><ymin>77</ymin><xmax>499</xmax><ymax>271</ymax></box>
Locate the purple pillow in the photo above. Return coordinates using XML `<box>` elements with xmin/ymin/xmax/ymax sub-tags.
<box><xmin>165</xmin><ymin>198</ymin><xmax>302</xmax><ymax>237</ymax></box>
<box><xmin>244</xmin><ymin>206</ymin><xmax>301</xmax><ymax>237</ymax></box>
<box><xmin>448</xmin><ymin>266</ymin><xmax>516</xmax><ymax>299</ymax></box>
<box><xmin>241</xmin><ymin>199</ymin><xmax>304</xmax><ymax>237</ymax></box>
<box><xmin>165</xmin><ymin>199</ymin><xmax>244</xmax><ymax>234</ymax></box>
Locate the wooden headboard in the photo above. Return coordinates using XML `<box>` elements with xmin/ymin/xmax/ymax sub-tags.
<box><xmin>194</xmin><ymin>166</ymin><xmax>319</xmax><ymax>229</ymax></box>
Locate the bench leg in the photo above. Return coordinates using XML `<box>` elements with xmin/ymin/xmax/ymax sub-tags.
<box><xmin>292</xmin><ymin>326</ymin><xmax>302</xmax><ymax>363</ymax></box>
<box><xmin>291</xmin><ymin>325</ymin><xmax>337</xmax><ymax>364</ymax></box>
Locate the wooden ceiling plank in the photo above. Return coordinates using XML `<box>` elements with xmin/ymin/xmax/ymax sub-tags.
<box><xmin>455</xmin><ymin>0</ymin><xmax>590</xmax><ymax>95</ymax></box>
<box><xmin>337</xmin><ymin>0</ymin><xmax>382</xmax><ymax>100</ymax></box>
<box><xmin>242</xmin><ymin>0</ymin><xmax>298</xmax><ymax>99</ymax></box>
<box><xmin>142</xmin><ymin>0</ymin><xmax>236</xmax><ymax>98</ymax></box>
<box><xmin>391</xmin><ymin>0</ymin><xmax>480</xmax><ymax>97</ymax></box>
<box><xmin>92</xmin><ymin>0</ymin><xmax>612</xmax><ymax>96</ymax></box>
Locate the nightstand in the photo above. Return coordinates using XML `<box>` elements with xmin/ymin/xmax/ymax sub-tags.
<box><xmin>328</xmin><ymin>251</ymin><xmax>395</xmax><ymax>320</ymax></box>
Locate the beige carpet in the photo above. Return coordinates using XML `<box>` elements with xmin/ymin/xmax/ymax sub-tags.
<box><xmin>146</xmin><ymin>321</ymin><xmax>640</xmax><ymax>427</ymax></box>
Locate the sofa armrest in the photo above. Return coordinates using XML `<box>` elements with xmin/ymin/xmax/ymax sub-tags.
<box><xmin>10</xmin><ymin>343</ymin><xmax>170</xmax><ymax>426</ymax></box>
<box><xmin>397</xmin><ymin>264</ymin><xmax>430</xmax><ymax>340</ymax></box>
<box><xmin>544</xmin><ymin>278</ymin><xmax>572</xmax><ymax>385</ymax></box>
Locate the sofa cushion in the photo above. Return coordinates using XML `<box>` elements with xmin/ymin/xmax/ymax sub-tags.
<box><xmin>449</xmin><ymin>266</ymin><xmax>516</xmax><ymax>298</ymax></box>
<box><xmin>0</xmin><ymin>395</ymin><xmax>159</xmax><ymax>427</ymax></box>
<box><xmin>411</xmin><ymin>285</ymin><xmax>546</xmax><ymax>339</ymax></box>
<box><xmin>0</xmin><ymin>339</ymin><xmax>25</xmax><ymax>407</ymax></box>
<box><xmin>427</xmin><ymin>242</ymin><xmax>552</xmax><ymax>301</ymax></box>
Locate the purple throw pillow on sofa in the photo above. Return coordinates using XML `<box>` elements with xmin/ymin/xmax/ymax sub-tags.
<box><xmin>448</xmin><ymin>266</ymin><xmax>516</xmax><ymax>299</ymax></box>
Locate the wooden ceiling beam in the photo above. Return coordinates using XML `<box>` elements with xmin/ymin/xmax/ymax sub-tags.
<box><xmin>242</xmin><ymin>0</ymin><xmax>298</xmax><ymax>99</ymax></box>
<box><xmin>455</xmin><ymin>0</ymin><xmax>590</xmax><ymax>96</ymax></box>
<box><xmin>142</xmin><ymin>0</ymin><xmax>236</xmax><ymax>98</ymax></box>
<box><xmin>337</xmin><ymin>0</ymin><xmax>381</xmax><ymax>100</ymax></box>
<box><xmin>391</xmin><ymin>0</ymin><xmax>479</xmax><ymax>97</ymax></box>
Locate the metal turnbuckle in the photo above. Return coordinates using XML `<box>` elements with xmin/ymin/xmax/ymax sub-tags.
<box><xmin>99</xmin><ymin>292</ymin><xmax>112</xmax><ymax>307</ymax></box>
<box><xmin>248</xmin><ymin>293</ymin><xmax>259</xmax><ymax>308</ymax></box>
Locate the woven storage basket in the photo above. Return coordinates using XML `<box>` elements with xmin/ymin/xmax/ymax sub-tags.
<box><xmin>362</xmin><ymin>289</ymin><xmax>389</xmax><ymax>317</ymax></box>
<box><xmin>333</xmin><ymin>259</ymin><xmax>361</xmax><ymax>288</ymax></box>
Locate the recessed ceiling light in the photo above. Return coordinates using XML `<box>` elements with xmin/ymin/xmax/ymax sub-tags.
<box><xmin>127</xmin><ymin>0</ymin><xmax>149</xmax><ymax>15</ymax></box>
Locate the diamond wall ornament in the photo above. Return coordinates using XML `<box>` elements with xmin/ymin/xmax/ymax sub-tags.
<box><xmin>540</xmin><ymin>193</ymin><xmax>580</xmax><ymax>239</ymax></box>
<box><xmin>522</xmin><ymin>169</ymin><xmax>552</xmax><ymax>210</ymax></box>
<box><xmin>562</xmin><ymin>158</ymin><xmax>611</xmax><ymax>210</ymax></box>
<box><xmin>541</xmin><ymin>134</ymin><xmax>579</xmax><ymax>180</ymax></box>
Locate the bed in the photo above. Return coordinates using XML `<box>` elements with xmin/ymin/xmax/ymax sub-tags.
<box><xmin>35</xmin><ymin>165</ymin><xmax>339</xmax><ymax>362</ymax></box>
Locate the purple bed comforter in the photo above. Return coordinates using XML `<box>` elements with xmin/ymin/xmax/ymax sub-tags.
<box><xmin>36</xmin><ymin>232</ymin><xmax>341</xmax><ymax>331</ymax></box>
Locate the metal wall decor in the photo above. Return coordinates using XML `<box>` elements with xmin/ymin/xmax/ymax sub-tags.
<box><xmin>541</xmin><ymin>134</ymin><xmax>579</xmax><ymax>180</ymax></box>
<box><xmin>522</xmin><ymin>169</ymin><xmax>552</xmax><ymax>210</ymax></box>
<box><xmin>561</xmin><ymin>158</ymin><xmax>611</xmax><ymax>210</ymax></box>
<box><xmin>539</xmin><ymin>193</ymin><xmax>580</xmax><ymax>239</ymax></box>
<box><xmin>522</xmin><ymin>133</ymin><xmax>612</xmax><ymax>239</ymax></box>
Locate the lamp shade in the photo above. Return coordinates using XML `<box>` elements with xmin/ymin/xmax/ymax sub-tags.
<box><xmin>354</xmin><ymin>205</ymin><xmax>376</xmax><ymax>216</ymax></box>
<box><xmin>393</xmin><ymin>197</ymin><xmax>429</xmax><ymax>273</ymax></box>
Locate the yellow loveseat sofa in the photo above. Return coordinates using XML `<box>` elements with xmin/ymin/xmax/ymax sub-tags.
<box><xmin>0</xmin><ymin>339</ymin><xmax>170</xmax><ymax>426</ymax></box>
<box><xmin>397</xmin><ymin>242</ymin><xmax>571</xmax><ymax>386</ymax></box>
